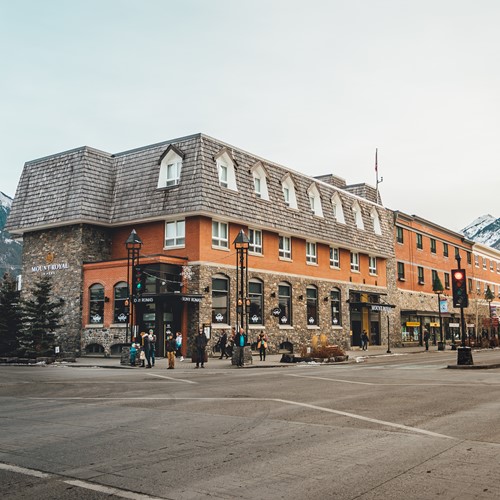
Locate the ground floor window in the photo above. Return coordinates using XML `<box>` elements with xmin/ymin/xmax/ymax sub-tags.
<box><xmin>248</xmin><ymin>279</ymin><xmax>263</xmax><ymax>325</ymax></box>
<box><xmin>278</xmin><ymin>282</ymin><xmax>292</xmax><ymax>325</ymax></box>
<box><xmin>89</xmin><ymin>284</ymin><xmax>104</xmax><ymax>324</ymax></box>
<box><xmin>212</xmin><ymin>275</ymin><xmax>229</xmax><ymax>324</ymax></box>
<box><xmin>306</xmin><ymin>285</ymin><xmax>318</xmax><ymax>325</ymax></box>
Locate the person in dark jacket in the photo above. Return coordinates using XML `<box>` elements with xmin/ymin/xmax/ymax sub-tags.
<box><xmin>219</xmin><ymin>330</ymin><xmax>229</xmax><ymax>359</ymax></box>
<box><xmin>166</xmin><ymin>333</ymin><xmax>176</xmax><ymax>369</ymax></box>
<box><xmin>194</xmin><ymin>330</ymin><xmax>207</xmax><ymax>368</ymax></box>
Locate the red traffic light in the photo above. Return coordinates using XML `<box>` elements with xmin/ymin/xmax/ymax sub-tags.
<box><xmin>453</xmin><ymin>271</ymin><xmax>464</xmax><ymax>281</ymax></box>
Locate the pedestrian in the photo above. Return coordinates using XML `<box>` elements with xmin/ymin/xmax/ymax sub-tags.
<box><xmin>361</xmin><ymin>330</ymin><xmax>369</xmax><ymax>351</ymax></box>
<box><xmin>194</xmin><ymin>329</ymin><xmax>207</xmax><ymax>368</ymax></box>
<box><xmin>149</xmin><ymin>329</ymin><xmax>156</xmax><ymax>367</ymax></box>
<box><xmin>175</xmin><ymin>332</ymin><xmax>184</xmax><ymax>361</ymax></box>
<box><xmin>166</xmin><ymin>333</ymin><xmax>176</xmax><ymax>369</ymax></box>
<box><xmin>139</xmin><ymin>346</ymin><xmax>146</xmax><ymax>367</ymax></box>
<box><xmin>129</xmin><ymin>343</ymin><xmax>137</xmax><ymax>366</ymax></box>
<box><xmin>257</xmin><ymin>331</ymin><xmax>268</xmax><ymax>361</ymax></box>
<box><xmin>219</xmin><ymin>330</ymin><xmax>229</xmax><ymax>359</ymax></box>
<box><xmin>424</xmin><ymin>330</ymin><xmax>430</xmax><ymax>351</ymax></box>
<box><xmin>142</xmin><ymin>331</ymin><xmax>152</xmax><ymax>368</ymax></box>
<box><xmin>236</xmin><ymin>327</ymin><xmax>246</xmax><ymax>366</ymax></box>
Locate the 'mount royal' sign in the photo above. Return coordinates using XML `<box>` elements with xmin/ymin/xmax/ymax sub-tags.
<box><xmin>32</xmin><ymin>262</ymin><xmax>69</xmax><ymax>273</ymax></box>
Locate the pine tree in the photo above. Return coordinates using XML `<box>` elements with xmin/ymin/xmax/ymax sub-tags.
<box><xmin>20</xmin><ymin>275</ymin><xmax>64</xmax><ymax>357</ymax></box>
<box><xmin>0</xmin><ymin>273</ymin><xmax>22</xmax><ymax>355</ymax></box>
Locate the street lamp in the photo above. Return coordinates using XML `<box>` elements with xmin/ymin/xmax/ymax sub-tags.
<box><xmin>485</xmin><ymin>285</ymin><xmax>494</xmax><ymax>343</ymax></box>
<box><xmin>125</xmin><ymin>229</ymin><xmax>142</xmax><ymax>344</ymax></box>
<box><xmin>432</xmin><ymin>275</ymin><xmax>445</xmax><ymax>351</ymax></box>
<box><xmin>234</xmin><ymin>229</ymin><xmax>250</xmax><ymax>356</ymax></box>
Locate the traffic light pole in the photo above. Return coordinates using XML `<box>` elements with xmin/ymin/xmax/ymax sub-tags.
<box><xmin>455</xmin><ymin>254</ymin><xmax>473</xmax><ymax>365</ymax></box>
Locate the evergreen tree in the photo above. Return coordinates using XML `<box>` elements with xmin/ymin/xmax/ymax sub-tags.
<box><xmin>20</xmin><ymin>275</ymin><xmax>64</xmax><ymax>357</ymax></box>
<box><xmin>0</xmin><ymin>273</ymin><xmax>22</xmax><ymax>355</ymax></box>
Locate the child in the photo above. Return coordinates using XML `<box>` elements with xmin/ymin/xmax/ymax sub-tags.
<box><xmin>139</xmin><ymin>346</ymin><xmax>146</xmax><ymax>367</ymax></box>
<box><xmin>129</xmin><ymin>343</ymin><xmax>137</xmax><ymax>366</ymax></box>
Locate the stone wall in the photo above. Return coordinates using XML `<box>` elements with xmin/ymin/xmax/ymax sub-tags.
<box><xmin>21</xmin><ymin>225</ymin><xmax>112</xmax><ymax>356</ymax></box>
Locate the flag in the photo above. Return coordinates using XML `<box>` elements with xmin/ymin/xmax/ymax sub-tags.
<box><xmin>375</xmin><ymin>148</ymin><xmax>378</xmax><ymax>174</ymax></box>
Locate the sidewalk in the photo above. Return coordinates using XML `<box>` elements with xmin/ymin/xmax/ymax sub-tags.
<box><xmin>67</xmin><ymin>344</ymin><xmax>436</xmax><ymax>369</ymax></box>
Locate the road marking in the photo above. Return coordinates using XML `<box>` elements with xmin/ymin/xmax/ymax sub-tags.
<box><xmin>25</xmin><ymin>396</ymin><xmax>456</xmax><ymax>440</ymax></box>
<box><xmin>146</xmin><ymin>373</ymin><xmax>197</xmax><ymax>384</ymax></box>
<box><xmin>0</xmin><ymin>462</ymin><xmax>165</xmax><ymax>500</ymax></box>
<box><xmin>0</xmin><ymin>462</ymin><xmax>51</xmax><ymax>478</ymax></box>
<box><xmin>64</xmin><ymin>479</ymin><xmax>165</xmax><ymax>500</ymax></box>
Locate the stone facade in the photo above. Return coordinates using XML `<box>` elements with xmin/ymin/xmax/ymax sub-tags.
<box><xmin>21</xmin><ymin>224</ymin><xmax>112</xmax><ymax>355</ymax></box>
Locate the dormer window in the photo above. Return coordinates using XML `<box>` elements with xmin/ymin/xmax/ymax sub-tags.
<box><xmin>157</xmin><ymin>145</ymin><xmax>185</xmax><ymax>188</ymax></box>
<box><xmin>251</xmin><ymin>162</ymin><xmax>269</xmax><ymax>200</ymax></box>
<box><xmin>370</xmin><ymin>207</ymin><xmax>382</xmax><ymax>235</ymax></box>
<box><xmin>352</xmin><ymin>201</ymin><xmax>364</xmax><ymax>230</ymax></box>
<box><xmin>281</xmin><ymin>173</ymin><xmax>298</xmax><ymax>209</ymax></box>
<box><xmin>331</xmin><ymin>192</ymin><xmax>345</xmax><ymax>224</ymax></box>
<box><xmin>307</xmin><ymin>183</ymin><xmax>323</xmax><ymax>217</ymax></box>
<box><xmin>215</xmin><ymin>148</ymin><xmax>238</xmax><ymax>191</ymax></box>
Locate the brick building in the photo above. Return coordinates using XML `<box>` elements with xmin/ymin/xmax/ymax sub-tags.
<box><xmin>394</xmin><ymin>212</ymin><xmax>500</xmax><ymax>345</ymax></box>
<box><xmin>6</xmin><ymin>133</ymin><xmax>397</xmax><ymax>356</ymax></box>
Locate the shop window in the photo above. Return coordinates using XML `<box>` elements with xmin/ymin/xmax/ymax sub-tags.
<box><xmin>113</xmin><ymin>281</ymin><xmax>129</xmax><ymax>323</ymax></box>
<box><xmin>89</xmin><ymin>284</ymin><xmax>104</xmax><ymax>324</ymax></box>
<box><xmin>248</xmin><ymin>279</ymin><xmax>264</xmax><ymax>325</ymax></box>
<box><xmin>212</xmin><ymin>275</ymin><xmax>229</xmax><ymax>324</ymax></box>
<box><xmin>306</xmin><ymin>285</ymin><xmax>318</xmax><ymax>326</ymax></box>
<box><xmin>331</xmin><ymin>288</ymin><xmax>341</xmax><ymax>326</ymax></box>
<box><xmin>278</xmin><ymin>282</ymin><xmax>292</xmax><ymax>325</ymax></box>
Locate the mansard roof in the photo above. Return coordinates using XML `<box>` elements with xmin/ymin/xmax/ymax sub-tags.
<box><xmin>6</xmin><ymin>133</ymin><xmax>394</xmax><ymax>257</ymax></box>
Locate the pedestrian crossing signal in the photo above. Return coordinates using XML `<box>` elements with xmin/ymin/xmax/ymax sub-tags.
<box><xmin>451</xmin><ymin>269</ymin><xmax>468</xmax><ymax>308</ymax></box>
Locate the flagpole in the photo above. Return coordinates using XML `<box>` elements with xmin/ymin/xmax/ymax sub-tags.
<box><xmin>375</xmin><ymin>148</ymin><xmax>383</xmax><ymax>204</ymax></box>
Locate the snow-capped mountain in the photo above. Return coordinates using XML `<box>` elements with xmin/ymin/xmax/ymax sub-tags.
<box><xmin>0</xmin><ymin>191</ymin><xmax>22</xmax><ymax>277</ymax></box>
<box><xmin>462</xmin><ymin>215</ymin><xmax>500</xmax><ymax>250</ymax></box>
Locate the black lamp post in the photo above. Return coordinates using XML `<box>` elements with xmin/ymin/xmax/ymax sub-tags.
<box><xmin>485</xmin><ymin>285</ymin><xmax>494</xmax><ymax>342</ymax></box>
<box><xmin>455</xmin><ymin>253</ymin><xmax>473</xmax><ymax>365</ymax></box>
<box><xmin>432</xmin><ymin>275</ymin><xmax>445</xmax><ymax>351</ymax></box>
<box><xmin>234</xmin><ymin>229</ymin><xmax>250</xmax><ymax>347</ymax></box>
<box><xmin>125</xmin><ymin>229</ymin><xmax>142</xmax><ymax>343</ymax></box>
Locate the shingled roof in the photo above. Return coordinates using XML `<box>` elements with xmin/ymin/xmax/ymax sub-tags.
<box><xmin>6</xmin><ymin>133</ymin><xmax>394</xmax><ymax>257</ymax></box>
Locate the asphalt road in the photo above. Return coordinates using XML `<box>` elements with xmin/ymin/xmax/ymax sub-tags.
<box><xmin>2</xmin><ymin>350</ymin><xmax>500</xmax><ymax>499</ymax></box>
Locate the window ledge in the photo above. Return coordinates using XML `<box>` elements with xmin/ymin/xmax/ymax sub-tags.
<box><xmin>110</xmin><ymin>323</ymin><xmax>127</xmax><ymax>328</ymax></box>
<box><xmin>307</xmin><ymin>325</ymin><xmax>320</xmax><ymax>329</ymax></box>
<box><xmin>85</xmin><ymin>324</ymin><xmax>103</xmax><ymax>329</ymax></box>
<box><xmin>249</xmin><ymin>251</ymin><xmax>264</xmax><ymax>257</ymax></box>
<box><xmin>330</xmin><ymin>265</ymin><xmax>340</xmax><ymax>270</ymax></box>
<box><xmin>156</xmin><ymin>184</ymin><xmax>180</xmax><ymax>192</ymax></box>
<box><xmin>164</xmin><ymin>245</ymin><xmax>185</xmax><ymax>251</ymax></box>
<box><xmin>211</xmin><ymin>323</ymin><xmax>230</xmax><ymax>329</ymax></box>
<box><xmin>278</xmin><ymin>325</ymin><xmax>293</xmax><ymax>329</ymax></box>
<box><xmin>212</xmin><ymin>246</ymin><xmax>230</xmax><ymax>252</ymax></box>
<box><xmin>306</xmin><ymin>261</ymin><xmax>318</xmax><ymax>266</ymax></box>
<box><xmin>279</xmin><ymin>257</ymin><xmax>292</xmax><ymax>262</ymax></box>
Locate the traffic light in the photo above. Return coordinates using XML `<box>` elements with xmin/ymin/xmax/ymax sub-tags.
<box><xmin>133</xmin><ymin>265</ymin><xmax>145</xmax><ymax>296</ymax></box>
<box><xmin>451</xmin><ymin>269</ymin><xmax>468</xmax><ymax>308</ymax></box>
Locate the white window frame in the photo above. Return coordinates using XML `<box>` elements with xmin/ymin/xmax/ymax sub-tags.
<box><xmin>212</xmin><ymin>221</ymin><xmax>228</xmax><ymax>249</ymax></box>
<box><xmin>282</xmin><ymin>174</ymin><xmax>298</xmax><ymax>209</ymax></box>
<box><xmin>369</xmin><ymin>256</ymin><xmax>377</xmax><ymax>275</ymax></box>
<box><xmin>330</xmin><ymin>247</ymin><xmax>340</xmax><ymax>268</ymax></box>
<box><xmin>306</xmin><ymin>241</ymin><xmax>317</xmax><ymax>264</ymax></box>
<box><xmin>215</xmin><ymin>150</ymin><xmax>238</xmax><ymax>191</ymax></box>
<box><xmin>352</xmin><ymin>201</ymin><xmax>364</xmax><ymax>230</ymax></box>
<box><xmin>248</xmin><ymin>228</ymin><xmax>263</xmax><ymax>254</ymax></box>
<box><xmin>251</xmin><ymin>162</ymin><xmax>269</xmax><ymax>200</ymax></box>
<box><xmin>164</xmin><ymin>219</ymin><xmax>185</xmax><ymax>248</ymax></box>
<box><xmin>350</xmin><ymin>252</ymin><xmax>359</xmax><ymax>272</ymax></box>
<box><xmin>279</xmin><ymin>235</ymin><xmax>291</xmax><ymax>260</ymax></box>
<box><xmin>158</xmin><ymin>148</ymin><xmax>183</xmax><ymax>188</ymax></box>
<box><xmin>331</xmin><ymin>193</ymin><xmax>345</xmax><ymax>224</ymax></box>
<box><xmin>307</xmin><ymin>184</ymin><xmax>323</xmax><ymax>217</ymax></box>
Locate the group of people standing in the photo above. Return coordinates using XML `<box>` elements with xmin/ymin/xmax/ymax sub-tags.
<box><xmin>129</xmin><ymin>328</ymin><xmax>270</xmax><ymax>368</ymax></box>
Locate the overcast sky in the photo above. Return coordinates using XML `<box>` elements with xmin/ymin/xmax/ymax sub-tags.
<box><xmin>2</xmin><ymin>0</ymin><xmax>499</xmax><ymax>232</ymax></box>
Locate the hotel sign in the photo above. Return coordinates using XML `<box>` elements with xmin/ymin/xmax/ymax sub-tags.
<box><xmin>31</xmin><ymin>253</ymin><xmax>69</xmax><ymax>274</ymax></box>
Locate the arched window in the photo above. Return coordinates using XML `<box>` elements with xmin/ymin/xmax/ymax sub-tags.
<box><xmin>212</xmin><ymin>274</ymin><xmax>230</xmax><ymax>324</ymax></box>
<box><xmin>281</xmin><ymin>174</ymin><xmax>298</xmax><ymax>209</ymax></box>
<box><xmin>331</xmin><ymin>193</ymin><xmax>345</xmax><ymax>223</ymax></box>
<box><xmin>113</xmin><ymin>281</ymin><xmax>129</xmax><ymax>323</ymax></box>
<box><xmin>352</xmin><ymin>201</ymin><xmax>364</xmax><ymax>230</ymax></box>
<box><xmin>89</xmin><ymin>283</ymin><xmax>104</xmax><ymax>324</ymax></box>
<box><xmin>248</xmin><ymin>278</ymin><xmax>264</xmax><ymax>325</ymax></box>
<box><xmin>251</xmin><ymin>162</ymin><xmax>269</xmax><ymax>200</ymax></box>
<box><xmin>306</xmin><ymin>285</ymin><xmax>318</xmax><ymax>326</ymax></box>
<box><xmin>278</xmin><ymin>282</ymin><xmax>292</xmax><ymax>325</ymax></box>
<box><xmin>307</xmin><ymin>183</ymin><xmax>323</xmax><ymax>217</ymax></box>
<box><xmin>370</xmin><ymin>207</ymin><xmax>382</xmax><ymax>235</ymax></box>
<box><xmin>331</xmin><ymin>288</ymin><xmax>342</xmax><ymax>326</ymax></box>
